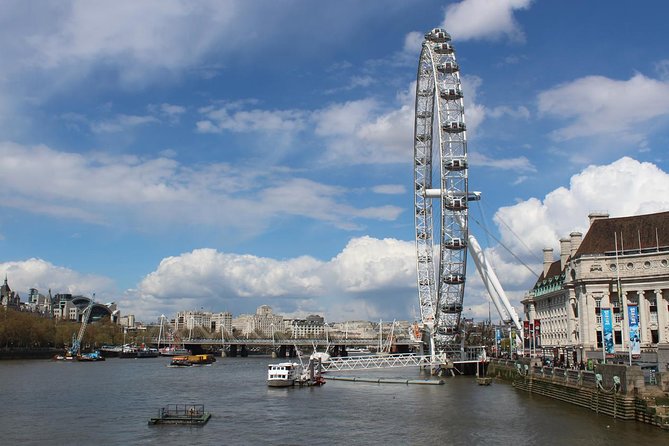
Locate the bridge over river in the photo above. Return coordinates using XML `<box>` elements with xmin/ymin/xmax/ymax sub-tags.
<box><xmin>150</xmin><ymin>337</ymin><xmax>419</xmax><ymax>357</ymax></box>
<box><xmin>150</xmin><ymin>337</ymin><xmax>416</xmax><ymax>348</ymax></box>
<box><xmin>148</xmin><ymin>336</ymin><xmax>486</xmax><ymax>371</ymax></box>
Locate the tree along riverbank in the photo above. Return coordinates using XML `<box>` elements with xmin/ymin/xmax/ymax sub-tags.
<box><xmin>0</xmin><ymin>307</ymin><xmax>126</xmax><ymax>357</ymax></box>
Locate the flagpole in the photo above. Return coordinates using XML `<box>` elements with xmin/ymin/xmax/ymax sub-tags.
<box><xmin>614</xmin><ymin>231</ymin><xmax>630</xmax><ymax>365</ymax></box>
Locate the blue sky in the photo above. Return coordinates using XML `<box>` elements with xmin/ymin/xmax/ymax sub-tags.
<box><xmin>1</xmin><ymin>0</ymin><xmax>669</xmax><ymax>323</ymax></box>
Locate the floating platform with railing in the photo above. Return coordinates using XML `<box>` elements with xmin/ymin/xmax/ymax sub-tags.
<box><xmin>327</xmin><ymin>376</ymin><xmax>444</xmax><ymax>385</ymax></box>
<box><xmin>148</xmin><ymin>404</ymin><xmax>211</xmax><ymax>426</ymax></box>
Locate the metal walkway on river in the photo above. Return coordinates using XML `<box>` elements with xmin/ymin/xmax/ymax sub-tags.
<box><xmin>319</xmin><ymin>351</ymin><xmax>484</xmax><ymax>373</ymax></box>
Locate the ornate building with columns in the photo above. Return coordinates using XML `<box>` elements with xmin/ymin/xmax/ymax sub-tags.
<box><xmin>523</xmin><ymin>211</ymin><xmax>669</xmax><ymax>365</ymax></box>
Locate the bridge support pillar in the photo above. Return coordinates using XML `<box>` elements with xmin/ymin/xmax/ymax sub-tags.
<box><xmin>277</xmin><ymin>345</ymin><xmax>296</xmax><ymax>358</ymax></box>
<box><xmin>332</xmin><ymin>345</ymin><xmax>348</xmax><ymax>357</ymax></box>
<box><xmin>240</xmin><ymin>345</ymin><xmax>248</xmax><ymax>357</ymax></box>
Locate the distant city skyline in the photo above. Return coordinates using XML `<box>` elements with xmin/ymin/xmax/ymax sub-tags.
<box><xmin>1</xmin><ymin>1</ymin><xmax>669</xmax><ymax>323</ymax></box>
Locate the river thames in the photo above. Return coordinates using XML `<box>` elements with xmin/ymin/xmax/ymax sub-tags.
<box><xmin>0</xmin><ymin>356</ymin><xmax>665</xmax><ymax>445</ymax></box>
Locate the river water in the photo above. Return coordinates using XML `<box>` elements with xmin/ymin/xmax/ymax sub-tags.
<box><xmin>0</xmin><ymin>356</ymin><xmax>665</xmax><ymax>445</ymax></box>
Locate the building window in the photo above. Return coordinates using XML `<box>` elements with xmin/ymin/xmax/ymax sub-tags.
<box><xmin>651</xmin><ymin>330</ymin><xmax>659</xmax><ymax>344</ymax></box>
<box><xmin>596</xmin><ymin>331</ymin><xmax>602</xmax><ymax>348</ymax></box>
<box><xmin>614</xmin><ymin>330</ymin><xmax>622</xmax><ymax>345</ymax></box>
<box><xmin>650</xmin><ymin>297</ymin><xmax>658</xmax><ymax>324</ymax></box>
<box><xmin>612</xmin><ymin>300</ymin><xmax>621</xmax><ymax>322</ymax></box>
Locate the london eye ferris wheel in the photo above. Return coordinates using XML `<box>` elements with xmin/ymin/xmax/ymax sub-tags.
<box><xmin>413</xmin><ymin>28</ymin><xmax>477</xmax><ymax>356</ymax></box>
<box><xmin>413</xmin><ymin>29</ymin><xmax>522</xmax><ymax>357</ymax></box>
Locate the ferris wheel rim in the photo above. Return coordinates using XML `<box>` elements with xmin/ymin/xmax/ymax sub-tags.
<box><xmin>413</xmin><ymin>28</ymin><xmax>470</xmax><ymax>351</ymax></box>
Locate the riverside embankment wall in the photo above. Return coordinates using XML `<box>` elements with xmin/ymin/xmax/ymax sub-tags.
<box><xmin>0</xmin><ymin>348</ymin><xmax>62</xmax><ymax>360</ymax></box>
<box><xmin>488</xmin><ymin>359</ymin><xmax>669</xmax><ymax>430</ymax></box>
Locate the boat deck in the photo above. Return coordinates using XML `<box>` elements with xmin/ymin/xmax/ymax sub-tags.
<box><xmin>148</xmin><ymin>404</ymin><xmax>211</xmax><ymax>426</ymax></box>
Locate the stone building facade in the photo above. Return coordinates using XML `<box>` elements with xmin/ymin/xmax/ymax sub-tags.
<box><xmin>0</xmin><ymin>277</ymin><xmax>20</xmax><ymax>309</ymax></box>
<box><xmin>175</xmin><ymin>310</ymin><xmax>233</xmax><ymax>334</ymax></box>
<box><xmin>231</xmin><ymin>305</ymin><xmax>283</xmax><ymax>337</ymax></box>
<box><xmin>523</xmin><ymin>211</ymin><xmax>669</xmax><ymax>365</ymax></box>
<box><xmin>289</xmin><ymin>314</ymin><xmax>325</xmax><ymax>339</ymax></box>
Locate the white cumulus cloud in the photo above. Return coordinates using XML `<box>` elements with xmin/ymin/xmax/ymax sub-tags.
<box><xmin>126</xmin><ymin>236</ymin><xmax>416</xmax><ymax>321</ymax></box>
<box><xmin>0</xmin><ymin>141</ymin><xmax>402</xmax><ymax>232</ymax></box>
<box><xmin>0</xmin><ymin>258</ymin><xmax>115</xmax><ymax>299</ymax></box>
<box><xmin>458</xmin><ymin>157</ymin><xmax>669</xmax><ymax>320</ymax></box>
<box><xmin>442</xmin><ymin>0</ymin><xmax>533</xmax><ymax>42</ymax></box>
<box><xmin>495</xmin><ymin>157</ymin><xmax>669</xmax><ymax>260</ymax></box>
<box><xmin>538</xmin><ymin>74</ymin><xmax>669</xmax><ymax>144</ymax></box>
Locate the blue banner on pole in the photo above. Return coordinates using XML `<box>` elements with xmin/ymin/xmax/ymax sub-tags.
<box><xmin>627</xmin><ymin>305</ymin><xmax>640</xmax><ymax>357</ymax></box>
<box><xmin>601</xmin><ymin>308</ymin><xmax>614</xmax><ymax>355</ymax></box>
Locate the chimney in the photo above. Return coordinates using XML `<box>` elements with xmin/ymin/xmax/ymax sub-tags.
<box><xmin>543</xmin><ymin>248</ymin><xmax>553</xmax><ymax>277</ymax></box>
<box><xmin>588</xmin><ymin>211</ymin><xmax>609</xmax><ymax>226</ymax></box>
<box><xmin>570</xmin><ymin>232</ymin><xmax>583</xmax><ymax>256</ymax></box>
<box><xmin>559</xmin><ymin>238</ymin><xmax>571</xmax><ymax>269</ymax></box>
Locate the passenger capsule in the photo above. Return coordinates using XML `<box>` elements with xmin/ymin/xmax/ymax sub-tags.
<box><xmin>445</xmin><ymin>197</ymin><xmax>467</xmax><ymax>211</ymax></box>
<box><xmin>425</xmin><ymin>28</ymin><xmax>451</xmax><ymax>43</ymax></box>
<box><xmin>444</xmin><ymin>238</ymin><xmax>466</xmax><ymax>250</ymax></box>
<box><xmin>444</xmin><ymin>273</ymin><xmax>465</xmax><ymax>285</ymax></box>
<box><xmin>442</xmin><ymin>121</ymin><xmax>466</xmax><ymax>133</ymax></box>
<box><xmin>433</xmin><ymin>43</ymin><xmax>454</xmax><ymax>54</ymax></box>
<box><xmin>440</xmin><ymin>88</ymin><xmax>463</xmax><ymax>100</ymax></box>
<box><xmin>442</xmin><ymin>303</ymin><xmax>463</xmax><ymax>313</ymax></box>
<box><xmin>442</xmin><ymin>326</ymin><xmax>457</xmax><ymax>335</ymax></box>
<box><xmin>445</xmin><ymin>158</ymin><xmax>467</xmax><ymax>171</ymax></box>
<box><xmin>437</xmin><ymin>61</ymin><xmax>459</xmax><ymax>74</ymax></box>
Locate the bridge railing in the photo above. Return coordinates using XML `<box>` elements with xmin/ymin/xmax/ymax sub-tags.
<box><xmin>322</xmin><ymin>353</ymin><xmax>430</xmax><ymax>372</ymax></box>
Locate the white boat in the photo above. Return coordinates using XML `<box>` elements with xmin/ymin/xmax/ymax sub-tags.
<box><xmin>309</xmin><ymin>351</ymin><xmax>331</xmax><ymax>365</ymax></box>
<box><xmin>159</xmin><ymin>346</ymin><xmax>191</xmax><ymax>356</ymax></box>
<box><xmin>267</xmin><ymin>362</ymin><xmax>303</xmax><ymax>387</ymax></box>
<box><xmin>136</xmin><ymin>347</ymin><xmax>159</xmax><ymax>358</ymax></box>
<box><xmin>347</xmin><ymin>347</ymin><xmax>371</xmax><ymax>354</ymax></box>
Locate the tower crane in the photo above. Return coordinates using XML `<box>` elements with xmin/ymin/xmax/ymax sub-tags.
<box><xmin>69</xmin><ymin>302</ymin><xmax>94</xmax><ymax>357</ymax></box>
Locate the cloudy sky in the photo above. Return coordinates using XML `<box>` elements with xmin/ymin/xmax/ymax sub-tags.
<box><xmin>2</xmin><ymin>0</ymin><xmax>669</xmax><ymax>324</ymax></box>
